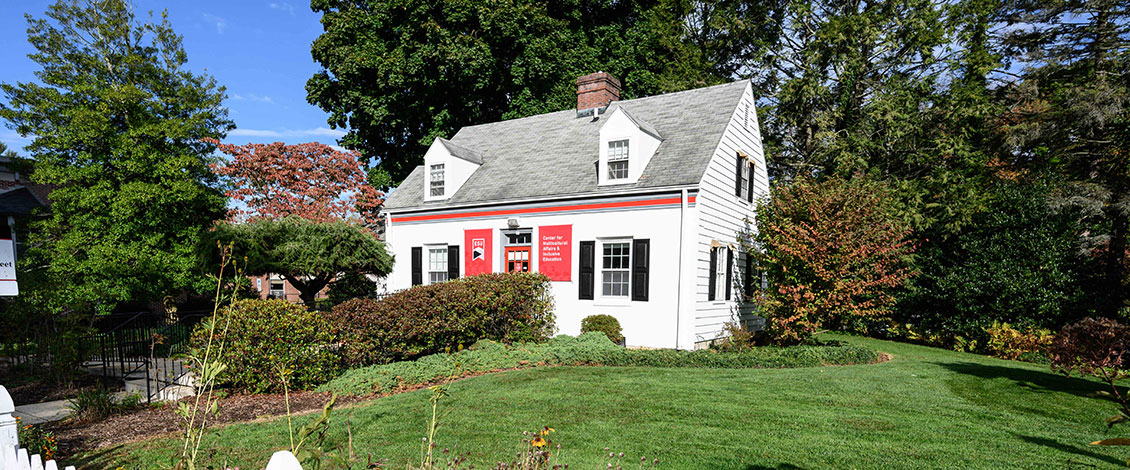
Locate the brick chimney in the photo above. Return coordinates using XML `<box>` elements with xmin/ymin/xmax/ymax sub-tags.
<box><xmin>576</xmin><ymin>72</ymin><xmax>621</xmax><ymax>114</ymax></box>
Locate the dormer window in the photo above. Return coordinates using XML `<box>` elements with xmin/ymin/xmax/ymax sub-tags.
<box><xmin>430</xmin><ymin>164</ymin><xmax>445</xmax><ymax>197</ymax></box>
<box><xmin>608</xmin><ymin>140</ymin><xmax>629</xmax><ymax>180</ymax></box>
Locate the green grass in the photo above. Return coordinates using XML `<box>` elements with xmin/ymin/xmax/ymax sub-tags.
<box><xmin>75</xmin><ymin>335</ymin><xmax>1130</xmax><ymax>469</ymax></box>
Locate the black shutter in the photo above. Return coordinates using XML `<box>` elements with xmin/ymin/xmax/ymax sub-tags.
<box><xmin>744</xmin><ymin>252</ymin><xmax>754</xmax><ymax>298</ymax></box>
<box><xmin>579</xmin><ymin>241</ymin><xmax>595</xmax><ymax>300</ymax></box>
<box><xmin>746</xmin><ymin>164</ymin><xmax>755</xmax><ymax>202</ymax></box>
<box><xmin>447</xmin><ymin>245</ymin><xmax>460</xmax><ymax>280</ymax></box>
<box><xmin>631</xmin><ymin>239</ymin><xmax>650</xmax><ymax>301</ymax></box>
<box><xmin>411</xmin><ymin>247</ymin><xmax>423</xmax><ymax>286</ymax></box>
<box><xmin>734</xmin><ymin>154</ymin><xmax>744</xmax><ymax>197</ymax></box>
<box><xmin>708</xmin><ymin>247</ymin><xmax>717</xmax><ymax>301</ymax></box>
<box><xmin>725</xmin><ymin>247</ymin><xmax>733</xmax><ymax>300</ymax></box>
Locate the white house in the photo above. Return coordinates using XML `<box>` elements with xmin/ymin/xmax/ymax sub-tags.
<box><xmin>382</xmin><ymin>72</ymin><xmax>769</xmax><ymax>349</ymax></box>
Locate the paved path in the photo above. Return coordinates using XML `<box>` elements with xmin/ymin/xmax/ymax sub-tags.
<box><xmin>13</xmin><ymin>399</ymin><xmax>70</xmax><ymax>424</ymax></box>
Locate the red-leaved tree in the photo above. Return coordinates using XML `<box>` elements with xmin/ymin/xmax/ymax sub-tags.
<box><xmin>748</xmin><ymin>176</ymin><xmax>916</xmax><ymax>344</ymax></box>
<box><xmin>207</xmin><ymin>139</ymin><xmax>383</xmax><ymax>224</ymax></box>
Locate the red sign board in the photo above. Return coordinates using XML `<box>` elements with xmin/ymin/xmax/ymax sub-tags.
<box><xmin>538</xmin><ymin>225</ymin><xmax>572</xmax><ymax>281</ymax></box>
<box><xmin>464</xmin><ymin>229</ymin><xmax>493</xmax><ymax>276</ymax></box>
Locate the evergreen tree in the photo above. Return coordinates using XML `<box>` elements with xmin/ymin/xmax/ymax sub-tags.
<box><xmin>0</xmin><ymin>0</ymin><xmax>231</xmax><ymax>312</ymax></box>
<box><xmin>997</xmin><ymin>0</ymin><xmax>1130</xmax><ymax>315</ymax></box>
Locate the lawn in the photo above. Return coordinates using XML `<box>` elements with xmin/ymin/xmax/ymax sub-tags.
<box><xmin>74</xmin><ymin>335</ymin><xmax>1130</xmax><ymax>469</ymax></box>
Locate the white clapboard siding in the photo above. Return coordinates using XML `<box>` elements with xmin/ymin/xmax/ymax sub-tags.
<box><xmin>692</xmin><ymin>82</ymin><xmax>770</xmax><ymax>344</ymax></box>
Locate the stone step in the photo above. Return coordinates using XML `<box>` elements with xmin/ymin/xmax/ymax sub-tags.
<box><xmin>123</xmin><ymin>378</ymin><xmax>196</xmax><ymax>402</ymax></box>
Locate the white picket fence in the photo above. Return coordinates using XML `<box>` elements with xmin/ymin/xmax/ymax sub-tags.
<box><xmin>0</xmin><ymin>384</ymin><xmax>305</xmax><ymax>470</ymax></box>
<box><xmin>0</xmin><ymin>386</ymin><xmax>74</xmax><ymax>470</ymax></box>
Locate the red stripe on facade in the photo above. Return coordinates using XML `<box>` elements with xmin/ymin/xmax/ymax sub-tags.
<box><xmin>391</xmin><ymin>195</ymin><xmax>697</xmax><ymax>223</ymax></box>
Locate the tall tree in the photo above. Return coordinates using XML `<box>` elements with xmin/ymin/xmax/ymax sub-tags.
<box><xmin>306</xmin><ymin>0</ymin><xmax>780</xmax><ymax>183</ymax></box>
<box><xmin>997</xmin><ymin>0</ymin><xmax>1130</xmax><ymax>315</ymax></box>
<box><xmin>208</xmin><ymin>140</ymin><xmax>383</xmax><ymax>225</ymax></box>
<box><xmin>756</xmin><ymin>0</ymin><xmax>950</xmax><ymax>181</ymax></box>
<box><xmin>0</xmin><ymin>0</ymin><xmax>231</xmax><ymax>312</ymax></box>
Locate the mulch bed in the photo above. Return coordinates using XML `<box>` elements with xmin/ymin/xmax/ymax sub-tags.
<box><xmin>44</xmin><ymin>390</ymin><xmax>361</xmax><ymax>459</ymax></box>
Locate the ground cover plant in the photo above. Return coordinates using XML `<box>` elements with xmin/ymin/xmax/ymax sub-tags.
<box><xmin>72</xmin><ymin>334</ymin><xmax>1130</xmax><ymax>469</ymax></box>
<box><xmin>318</xmin><ymin>332</ymin><xmax>880</xmax><ymax>396</ymax></box>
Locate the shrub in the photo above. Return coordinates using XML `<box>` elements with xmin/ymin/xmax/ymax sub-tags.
<box><xmin>66</xmin><ymin>388</ymin><xmax>143</xmax><ymax>423</ymax></box>
<box><xmin>1048</xmin><ymin>317</ymin><xmax>1130</xmax><ymax>429</ymax></box>
<box><xmin>326</xmin><ymin>272</ymin><xmax>555</xmax><ymax>366</ymax></box>
<box><xmin>190</xmin><ymin>299</ymin><xmax>339</xmax><ymax>392</ymax></box>
<box><xmin>983</xmin><ymin>321</ymin><xmax>1053</xmax><ymax>361</ymax></box>
<box><xmin>749</xmin><ymin>176</ymin><xmax>915</xmax><ymax>345</ymax></box>
<box><xmin>319</xmin><ymin>332</ymin><xmax>880</xmax><ymax>396</ymax></box>
<box><xmin>580</xmin><ymin>315</ymin><xmax>624</xmax><ymax>344</ymax></box>
<box><xmin>898</xmin><ymin>182</ymin><xmax>1086</xmax><ymax>345</ymax></box>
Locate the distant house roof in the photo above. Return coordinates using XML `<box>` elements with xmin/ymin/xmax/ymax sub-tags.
<box><xmin>0</xmin><ymin>186</ymin><xmax>48</xmax><ymax>216</ymax></box>
<box><xmin>384</xmin><ymin>80</ymin><xmax>748</xmax><ymax>210</ymax></box>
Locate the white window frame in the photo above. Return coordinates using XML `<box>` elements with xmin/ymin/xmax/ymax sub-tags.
<box><xmin>607</xmin><ymin>140</ymin><xmax>629</xmax><ymax>180</ymax></box>
<box><xmin>426</xmin><ymin>245</ymin><xmax>448</xmax><ymax>285</ymax></box>
<box><xmin>430</xmin><ymin>164</ymin><xmax>445</xmax><ymax>197</ymax></box>
<box><xmin>269</xmin><ymin>278</ymin><xmax>286</xmax><ymax>299</ymax></box>
<box><xmin>714</xmin><ymin>246</ymin><xmax>727</xmax><ymax>301</ymax></box>
<box><xmin>599</xmin><ymin>238</ymin><xmax>632</xmax><ymax>299</ymax></box>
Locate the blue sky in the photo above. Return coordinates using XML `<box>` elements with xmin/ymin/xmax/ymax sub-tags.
<box><xmin>0</xmin><ymin>1</ymin><xmax>344</xmax><ymax>154</ymax></box>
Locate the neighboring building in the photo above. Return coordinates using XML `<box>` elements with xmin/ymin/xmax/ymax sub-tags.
<box><xmin>382</xmin><ymin>73</ymin><xmax>769</xmax><ymax>349</ymax></box>
<box><xmin>0</xmin><ymin>155</ymin><xmax>51</xmax><ymax>258</ymax></box>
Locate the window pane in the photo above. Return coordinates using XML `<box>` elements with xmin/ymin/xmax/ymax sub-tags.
<box><xmin>430</xmin><ymin>164</ymin><xmax>445</xmax><ymax>196</ymax></box>
<box><xmin>608</xmin><ymin>160</ymin><xmax>628</xmax><ymax>179</ymax></box>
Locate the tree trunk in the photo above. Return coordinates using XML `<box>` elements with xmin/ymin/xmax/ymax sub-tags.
<box><xmin>286</xmin><ymin>274</ymin><xmax>332</xmax><ymax>307</ymax></box>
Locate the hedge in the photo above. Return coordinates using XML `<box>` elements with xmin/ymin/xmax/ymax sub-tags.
<box><xmin>189</xmin><ymin>299</ymin><xmax>339</xmax><ymax>393</ymax></box>
<box><xmin>319</xmin><ymin>332</ymin><xmax>881</xmax><ymax>396</ymax></box>
<box><xmin>325</xmin><ymin>272</ymin><xmax>556</xmax><ymax>366</ymax></box>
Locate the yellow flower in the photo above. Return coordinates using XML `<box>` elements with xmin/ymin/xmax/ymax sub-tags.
<box><xmin>540</xmin><ymin>427</ymin><xmax>555</xmax><ymax>436</ymax></box>
<box><xmin>531</xmin><ymin>436</ymin><xmax>546</xmax><ymax>447</ymax></box>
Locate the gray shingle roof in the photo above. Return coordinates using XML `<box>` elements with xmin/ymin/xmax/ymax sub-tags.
<box><xmin>384</xmin><ymin>80</ymin><xmax>748</xmax><ymax>210</ymax></box>
<box><xmin>438</xmin><ymin>138</ymin><xmax>483</xmax><ymax>165</ymax></box>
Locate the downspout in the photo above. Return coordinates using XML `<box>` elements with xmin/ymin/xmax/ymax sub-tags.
<box><xmin>675</xmin><ymin>188</ymin><xmax>687</xmax><ymax>349</ymax></box>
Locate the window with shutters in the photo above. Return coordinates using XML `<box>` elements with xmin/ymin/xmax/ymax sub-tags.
<box><xmin>714</xmin><ymin>246</ymin><xmax>727</xmax><ymax>300</ymax></box>
<box><xmin>600</xmin><ymin>240</ymin><xmax>631</xmax><ymax>297</ymax></box>
<box><xmin>427</xmin><ymin>246</ymin><xmax>448</xmax><ymax>284</ymax></box>
<box><xmin>607</xmin><ymin>140</ymin><xmax>629</xmax><ymax>180</ymax></box>
<box><xmin>430</xmin><ymin>164</ymin><xmax>445</xmax><ymax>197</ymax></box>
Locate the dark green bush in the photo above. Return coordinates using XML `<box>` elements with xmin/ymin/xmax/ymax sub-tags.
<box><xmin>581</xmin><ymin>314</ymin><xmax>624</xmax><ymax>344</ymax></box>
<box><xmin>896</xmin><ymin>182</ymin><xmax>1086</xmax><ymax>347</ymax></box>
<box><xmin>190</xmin><ymin>299</ymin><xmax>339</xmax><ymax>393</ymax></box>
<box><xmin>319</xmin><ymin>332</ymin><xmax>880</xmax><ymax>396</ymax></box>
<box><xmin>326</xmin><ymin>272</ymin><xmax>555</xmax><ymax>366</ymax></box>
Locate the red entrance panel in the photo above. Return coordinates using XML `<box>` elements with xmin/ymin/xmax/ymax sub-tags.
<box><xmin>505</xmin><ymin>246</ymin><xmax>531</xmax><ymax>273</ymax></box>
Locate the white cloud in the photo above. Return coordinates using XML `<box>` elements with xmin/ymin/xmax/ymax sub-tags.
<box><xmin>231</xmin><ymin>93</ymin><xmax>274</xmax><ymax>104</ymax></box>
<box><xmin>228</xmin><ymin>127</ymin><xmax>347</xmax><ymax>139</ymax></box>
<box><xmin>202</xmin><ymin>13</ymin><xmax>227</xmax><ymax>34</ymax></box>
<box><xmin>268</xmin><ymin>2</ymin><xmax>296</xmax><ymax>16</ymax></box>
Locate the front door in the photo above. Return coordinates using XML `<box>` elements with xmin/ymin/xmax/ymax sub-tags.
<box><xmin>505</xmin><ymin>246</ymin><xmax>531</xmax><ymax>273</ymax></box>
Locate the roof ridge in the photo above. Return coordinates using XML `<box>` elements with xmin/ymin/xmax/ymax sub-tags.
<box><xmin>455</xmin><ymin>79</ymin><xmax>749</xmax><ymax>133</ymax></box>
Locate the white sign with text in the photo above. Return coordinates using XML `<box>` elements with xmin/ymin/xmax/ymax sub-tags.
<box><xmin>0</xmin><ymin>239</ymin><xmax>17</xmax><ymax>296</ymax></box>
